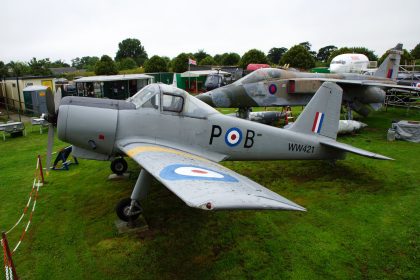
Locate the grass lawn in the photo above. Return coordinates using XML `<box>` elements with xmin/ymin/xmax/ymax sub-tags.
<box><xmin>0</xmin><ymin>107</ymin><xmax>419</xmax><ymax>280</ymax></box>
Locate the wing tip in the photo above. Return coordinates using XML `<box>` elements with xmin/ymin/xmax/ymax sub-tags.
<box><xmin>196</xmin><ymin>200</ymin><xmax>307</xmax><ymax>212</ymax></box>
<box><xmin>374</xmin><ymin>154</ymin><xmax>394</xmax><ymax>160</ymax></box>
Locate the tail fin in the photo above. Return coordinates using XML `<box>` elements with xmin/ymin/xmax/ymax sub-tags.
<box><xmin>287</xmin><ymin>82</ymin><xmax>342</xmax><ymax>140</ymax></box>
<box><xmin>373</xmin><ymin>43</ymin><xmax>403</xmax><ymax>80</ymax></box>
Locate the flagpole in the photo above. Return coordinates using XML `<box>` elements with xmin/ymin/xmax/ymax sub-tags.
<box><xmin>188</xmin><ymin>59</ymin><xmax>191</xmax><ymax>92</ymax></box>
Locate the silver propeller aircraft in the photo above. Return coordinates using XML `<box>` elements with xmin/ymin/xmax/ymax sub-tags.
<box><xmin>197</xmin><ymin>44</ymin><xmax>417</xmax><ymax>118</ymax></box>
<box><xmin>45</xmin><ymin>82</ymin><xmax>392</xmax><ymax>222</ymax></box>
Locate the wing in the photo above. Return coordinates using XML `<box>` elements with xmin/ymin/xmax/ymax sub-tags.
<box><xmin>293</xmin><ymin>77</ymin><xmax>420</xmax><ymax>91</ymax></box>
<box><xmin>118</xmin><ymin>142</ymin><xmax>305</xmax><ymax>211</ymax></box>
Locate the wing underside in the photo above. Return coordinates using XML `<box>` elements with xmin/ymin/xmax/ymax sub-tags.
<box><xmin>118</xmin><ymin>142</ymin><xmax>305</xmax><ymax>211</ymax></box>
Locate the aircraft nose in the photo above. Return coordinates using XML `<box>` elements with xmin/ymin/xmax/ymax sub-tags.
<box><xmin>202</xmin><ymin>87</ymin><xmax>232</xmax><ymax>107</ymax></box>
<box><xmin>329</xmin><ymin>64</ymin><xmax>338</xmax><ymax>73</ymax></box>
<box><xmin>196</xmin><ymin>92</ymin><xmax>215</xmax><ymax>107</ymax></box>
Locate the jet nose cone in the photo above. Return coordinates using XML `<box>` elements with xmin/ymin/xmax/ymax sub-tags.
<box><xmin>198</xmin><ymin>87</ymin><xmax>232</xmax><ymax>108</ymax></box>
<box><xmin>196</xmin><ymin>92</ymin><xmax>215</xmax><ymax>107</ymax></box>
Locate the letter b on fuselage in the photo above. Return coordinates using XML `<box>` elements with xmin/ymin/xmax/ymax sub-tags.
<box><xmin>209</xmin><ymin>125</ymin><xmax>255</xmax><ymax>148</ymax></box>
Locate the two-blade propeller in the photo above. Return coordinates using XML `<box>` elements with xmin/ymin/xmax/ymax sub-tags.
<box><xmin>44</xmin><ymin>88</ymin><xmax>61</xmax><ymax>173</ymax></box>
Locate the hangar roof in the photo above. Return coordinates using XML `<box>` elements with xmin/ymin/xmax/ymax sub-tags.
<box><xmin>74</xmin><ymin>74</ymin><xmax>154</xmax><ymax>83</ymax></box>
<box><xmin>181</xmin><ymin>70</ymin><xmax>230</xmax><ymax>78</ymax></box>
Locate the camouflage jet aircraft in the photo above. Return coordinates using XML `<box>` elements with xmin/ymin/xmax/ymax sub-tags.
<box><xmin>45</xmin><ymin>82</ymin><xmax>391</xmax><ymax>222</ymax></box>
<box><xmin>197</xmin><ymin>44</ymin><xmax>417</xmax><ymax>118</ymax></box>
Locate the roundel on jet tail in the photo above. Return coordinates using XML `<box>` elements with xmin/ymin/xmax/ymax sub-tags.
<box><xmin>268</xmin><ymin>84</ymin><xmax>277</xmax><ymax>95</ymax></box>
<box><xmin>225</xmin><ymin>127</ymin><xmax>242</xmax><ymax>147</ymax></box>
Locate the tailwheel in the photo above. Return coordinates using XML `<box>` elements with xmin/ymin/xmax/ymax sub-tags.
<box><xmin>116</xmin><ymin>197</ymin><xmax>142</xmax><ymax>222</ymax></box>
<box><xmin>111</xmin><ymin>157</ymin><xmax>128</xmax><ymax>175</ymax></box>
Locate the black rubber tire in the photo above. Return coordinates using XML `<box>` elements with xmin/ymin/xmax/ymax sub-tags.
<box><xmin>115</xmin><ymin>197</ymin><xmax>141</xmax><ymax>222</ymax></box>
<box><xmin>111</xmin><ymin>158</ymin><xmax>128</xmax><ymax>175</ymax></box>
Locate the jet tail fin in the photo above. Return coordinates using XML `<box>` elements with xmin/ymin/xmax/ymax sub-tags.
<box><xmin>373</xmin><ymin>43</ymin><xmax>403</xmax><ymax>80</ymax></box>
<box><xmin>287</xmin><ymin>82</ymin><xmax>342</xmax><ymax>140</ymax></box>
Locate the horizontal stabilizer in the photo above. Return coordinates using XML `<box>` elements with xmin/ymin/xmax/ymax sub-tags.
<box><xmin>320</xmin><ymin>140</ymin><xmax>393</xmax><ymax>160</ymax></box>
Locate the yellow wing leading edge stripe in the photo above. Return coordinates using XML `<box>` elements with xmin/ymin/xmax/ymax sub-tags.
<box><xmin>125</xmin><ymin>145</ymin><xmax>209</xmax><ymax>162</ymax></box>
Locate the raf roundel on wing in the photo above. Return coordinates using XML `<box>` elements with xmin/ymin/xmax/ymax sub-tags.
<box><xmin>159</xmin><ymin>164</ymin><xmax>238</xmax><ymax>182</ymax></box>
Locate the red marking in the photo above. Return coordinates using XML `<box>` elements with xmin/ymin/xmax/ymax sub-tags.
<box><xmin>231</xmin><ymin>134</ymin><xmax>237</xmax><ymax>140</ymax></box>
<box><xmin>206</xmin><ymin>202</ymin><xmax>212</xmax><ymax>209</ymax></box>
<box><xmin>387</xmin><ymin>69</ymin><xmax>393</xmax><ymax>79</ymax></box>
<box><xmin>312</xmin><ymin>112</ymin><xmax>319</xmax><ymax>132</ymax></box>
<box><xmin>98</xmin><ymin>134</ymin><xmax>105</xmax><ymax>140</ymax></box>
<box><xmin>288</xmin><ymin>80</ymin><xmax>295</xmax><ymax>93</ymax></box>
<box><xmin>37</xmin><ymin>155</ymin><xmax>44</xmax><ymax>184</ymax></box>
<box><xmin>192</xmin><ymin>169</ymin><xmax>208</xmax><ymax>174</ymax></box>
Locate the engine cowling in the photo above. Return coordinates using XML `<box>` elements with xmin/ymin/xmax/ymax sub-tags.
<box><xmin>57</xmin><ymin>97</ymin><xmax>134</xmax><ymax>156</ymax></box>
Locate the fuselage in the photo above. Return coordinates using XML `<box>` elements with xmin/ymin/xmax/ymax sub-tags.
<box><xmin>330</xmin><ymin>53</ymin><xmax>370</xmax><ymax>74</ymax></box>
<box><xmin>57</xmin><ymin>93</ymin><xmax>344</xmax><ymax>163</ymax></box>
<box><xmin>197</xmin><ymin>68</ymin><xmax>394</xmax><ymax>116</ymax></box>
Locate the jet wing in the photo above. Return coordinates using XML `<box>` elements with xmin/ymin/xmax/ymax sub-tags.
<box><xmin>293</xmin><ymin>78</ymin><xmax>420</xmax><ymax>91</ymax></box>
<box><xmin>118</xmin><ymin>142</ymin><xmax>305</xmax><ymax>211</ymax></box>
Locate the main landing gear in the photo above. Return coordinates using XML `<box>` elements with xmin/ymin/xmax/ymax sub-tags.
<box><xmin>111</xmin><ymin>157</ymin><xmax>128</xmax><ymax>175</ymax></box>
<box><xmin>115</xmin><ymin>169</ymin><xmax>152</xmax><ymax>222</ymax></box>
<box><xmin>236</xmin><ymin>107</ymin><xmax>252</xmax><ymax>120</ymax></box>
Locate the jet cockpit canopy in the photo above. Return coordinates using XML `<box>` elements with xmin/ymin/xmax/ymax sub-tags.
<box><xmin>237</xmin><ymin>68</ymin><xmax>283</xmax><ymax>84</ymax></box>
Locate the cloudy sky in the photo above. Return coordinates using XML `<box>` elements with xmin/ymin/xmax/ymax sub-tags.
<box><xmin>1</xmin><ymin>0</ymin><xmax>419</xmax><ymax>64</ymax></box>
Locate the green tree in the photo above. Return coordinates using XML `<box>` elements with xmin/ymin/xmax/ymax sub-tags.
<box><xmin>221</xmin><ymin>53</ymin><xmax>240</xmax><ymax>66</ymax></box>
<box><xmin>327</xmin><ymin>47</ymin><xmax>378</xmax><ymax>64</ymax></box>
<box><xmin>193</xmin><ymin>50</ymin><xmax>209</xmax><ymax>64</ymax></box>
<box><xmin>0</xmin><ymin>61</ymin><xmax>7</xmax><ymax>77</ymax></box>
<box><xmin>171</xmin><ymin>53</ymin><xmax>193</xmax><ymax>73</ymax></box>
<box><xmin>411</xmin><ymin>43</ymin><xmax>420</xmax><ymax>59</ymax></box>
<box><xmin>6</xmin><ymin>61</ymin><xmax>31</xmax><ymax>76</ymax></box>
<box><xmin>161</xmin><ymin>56</ymin><xmax>171</xmax><ymax>66</ymax></box>
<box><xmin>239</xmin><ymin>49</ymin><xmax>268</xmax><ymax>68</ymax></box>
<box><xmin>94</xmin><ymin>55</ymin><xmax>118</xmax><ymax>75</ymax></box>
<box><xmin>213</xmin><ymin>54</ymin><xmax>223</xmax><ymax>65</ymax></box>
<box><xmin>199</xmin><ymin>56</ymin><xmax>216</xmax><ymax>66</ymax></box>
<box><xmin>267</xmin><ymin>47</ymin><xmax>288</xmax><ymax>64</ymax></box>
<box><xmin>117</xmin><ymin>57</ymin><xmax>138</xmax><ymax>70</ymax></box>
<box><xmin>49</xmin><ymin>60</ymin><xmax>70</xmax><ymax>68</ymax></box>
<box><xmin>72</xmin><ymin>56</ymin><xmax>99</xmax><ymax>71</ymax></box>
<box><xmin>28</xmin><ymin>58</ymin><xmax>53</xmax><ymax>76</ymax></box>
<box><xmin>144</xmin><ymin>55</ymin><xmax>168</xmax><ymax>72</ymax></box>
<box><xmin>115</xmin><ymin>38</ymin><xmax>148</xmax><ymax>67</ymax></box>
<box><xmin>279</xmin><ymin>45</ymin><xmax>316</xmax><ymax>69</ymax></box>
<box><xmin>299</xmin><ymin>42</ymin><xmax>316</xmax><ymax>58</ymax></box>
<box><xmin>317</xmin><ymin>45</ymin><xmax>337</xmax><ymax>62</ymax></box>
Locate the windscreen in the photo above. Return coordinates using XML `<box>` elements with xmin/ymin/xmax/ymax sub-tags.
<box><xmin>129</xmin><ymin>84</ymin><xmax>160</xmax><ymax>108</ymax></box>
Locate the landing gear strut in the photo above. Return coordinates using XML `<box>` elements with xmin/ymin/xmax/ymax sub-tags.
<box><xmin>236</xmin><ymin>107</ymin><xmax>252</xmax><ymax>119</ymax></box>
<box><xmin>345</xmin><ymin>102</ymin><xmax>353</xmax><ymax>120</ymax></box>
<box><xmin>111</xmin><ymin>157</ymin><xmax>128</xmax><ymax>175</ymax></box>
<box><xmin>115</xmin><ymin>169</ymin><xmax>152</xmax><ymax>222</ymax></box>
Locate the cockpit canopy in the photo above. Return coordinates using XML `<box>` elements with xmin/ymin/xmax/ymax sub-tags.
<box><xmin>236</xmin><ymin>68</ymin><xmax>282</xmax><ymax>84</ymax></box>
<box><xmin>128</xmin><ymin>83</ymin><xmax>218</xmax><ymax>118</ymax></box>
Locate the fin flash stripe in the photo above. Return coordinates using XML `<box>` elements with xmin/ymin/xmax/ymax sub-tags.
<box><xmin>312</xmin><ymin>112</ymin><xmax>325</xmax><ymax>134</ymax></box>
